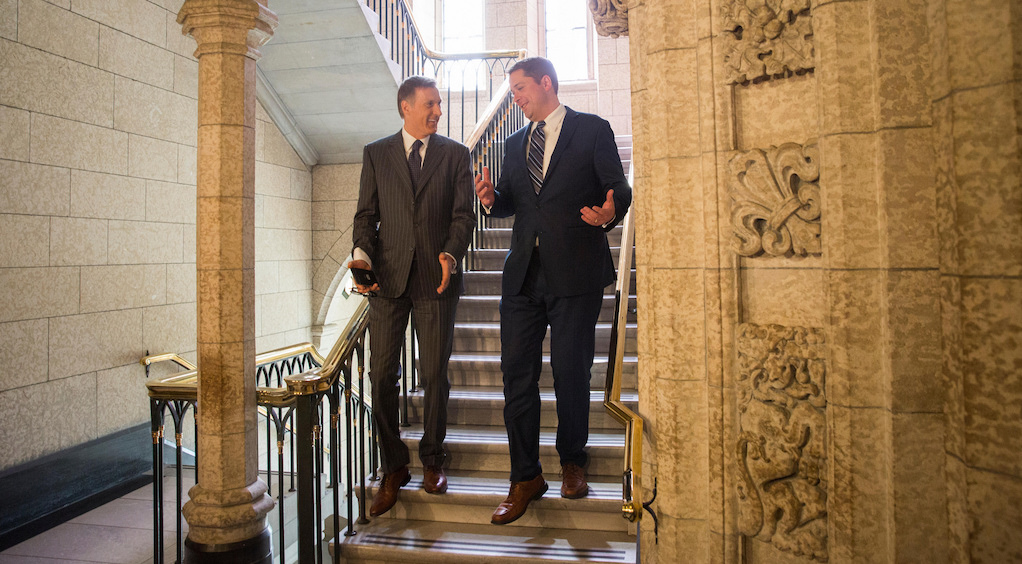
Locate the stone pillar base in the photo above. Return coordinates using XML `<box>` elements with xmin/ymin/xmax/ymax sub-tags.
<box><xmin>184</xmin><ymin>527</ymin><xmax>272</xmax><ymax>564</ymax></box>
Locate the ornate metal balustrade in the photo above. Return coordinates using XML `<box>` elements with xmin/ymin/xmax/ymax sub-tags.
<box><xmin>142</xmin><ymin>298</ymin><xmax>371</xmax><ymax>564</ymax></box>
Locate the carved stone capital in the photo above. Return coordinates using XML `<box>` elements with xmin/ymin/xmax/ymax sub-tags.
<box><xmin>728</xmin><ymin>140</ymin><xmax>821</xmax><ymax>258</ymax></box>
<box><xmin>736</xmin><ymin>323</ymin><xmax>828</xmax><ymax>561</ymax></box>
<box><xmin>721</xmin><ymin>0</ymin><xmax>814</xmax><ymax>84</ymax></box>
<box><xmin>589</xmin><ymin>0</ymin><xmax>629</xmax><ymax>38</ymax></box>
<box><xmin>178</xmin><ymin>0</ymin><xmax>278</xmax><ymax>60</ymax></box>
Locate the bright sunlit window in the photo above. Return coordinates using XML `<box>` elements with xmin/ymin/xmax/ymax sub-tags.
<box><xmin>441</xmin><ymin>0</ymin><xmax>486</xmax><ymax>90</ymax></box>
<box><xmin>545</xmin><ymin>0</ymin><xmax>591</xmax><ymax>82</ymax></box>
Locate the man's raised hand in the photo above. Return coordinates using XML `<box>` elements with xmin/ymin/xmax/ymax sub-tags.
<box><xmin>580</xmin><ymin>189</ymin><xmax>616</xmax><ymax>227</ymax></box>
<box><xmin>474</xmin><ymin>166</ymin><xmax>495</xmax><ymax>208</ymax></box>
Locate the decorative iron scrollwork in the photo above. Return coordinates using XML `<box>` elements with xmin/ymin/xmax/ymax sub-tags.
<box><xmin>736</xmin><ymin>323</ymin><xmax>828</xmax><ymax>561</ymax></box>
<box><xmin>728</xmin><ymin>141</ymin><xmax>821</xmax><ymax>257</ymax></box>
<box><xmin>721</xmin><ymin>0</ymin><xmax>814</xmax><ymax>84</ymax></box>
<box><xmin>589</xmin><ymin>0</ymin><xmax>629</xmax><ymax>38</ymax></box>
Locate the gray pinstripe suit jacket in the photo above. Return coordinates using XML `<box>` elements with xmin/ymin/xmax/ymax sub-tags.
<box><xmin>352</xmin><ymin>131</ymin><xmax>476</xmax><ymax>299</ymax></box>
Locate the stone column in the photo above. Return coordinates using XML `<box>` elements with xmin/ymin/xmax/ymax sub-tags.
<box><xmin>177</xmin><ymin>2</ymin><xmax>277</xmax><ymax>562</ymax></box>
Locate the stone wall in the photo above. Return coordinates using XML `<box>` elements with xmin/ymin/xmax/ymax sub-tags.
<box><xmin>0</xmin><ymin>0</ymin><xmax>314</xmax><ymax>471</ymax></box>
<box><xmin>627</xmin><ymin>0</ymin><xmax>1020</xmax><ymax>562</ymax></box>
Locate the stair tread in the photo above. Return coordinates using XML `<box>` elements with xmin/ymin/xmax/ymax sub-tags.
<box><xmin>401</xmin><ymin>425</ymin><xmax>626</xmax><ymax>448</ymax></box>
<box><xmin>369</xmin><ymin>469</ymin><xmax>625</xmax><ymax>502</ymax></box>
<box><xmin>336</xmin><ymin>518</ymin><xmax>635</xmax><ymax>563</ymax></box>
<box><xmin>450</xmin><ymin>353</ymin><xmax>638</xmax><ymax>363</ymax></box>
<box><xmin>407</xmin><ymin>387</ymin><xmax>639</xmax><ymax>403</ymax></box>
<box><xmin>454</xmin><ymin>321</ymin><xmax>638</xmax><ymax>330</ymax></box>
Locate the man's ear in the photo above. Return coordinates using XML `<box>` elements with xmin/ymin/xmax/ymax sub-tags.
<box><xmin>400</xmin><ymin>99</ymin><xmax>410</xmax><ymax>117</ymax></box>
<box><xmin>541</xmin><ymin>75</ymin><xmax>553</xmax><ymax>91</ymax></box>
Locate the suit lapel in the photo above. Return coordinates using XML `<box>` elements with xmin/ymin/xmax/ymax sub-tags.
<box><xmin>542</xmin><ymin>107</ymin><xmax>577</xmax><ymax>188</ymax></box>
<box><xmin>416</xmin><ymin>134</ymin><xmax>443</xmax><ymax>195</ymax></box>
<box><xmin>384</xmin><ymin>132</ymin><xmax>414</xmax><ymax>195</ymax></box>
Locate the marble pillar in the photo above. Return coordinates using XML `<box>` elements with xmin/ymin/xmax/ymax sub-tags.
<box><xmin>176</xmin><ymin>1</ymin><xmax>277</xmax><ymax>561</ymax></box>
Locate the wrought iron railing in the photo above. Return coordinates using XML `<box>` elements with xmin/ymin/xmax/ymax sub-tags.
<box><xmin>142</xmin><ymin>298</ymin><xmax>371</xmax><ymax>564</ymax></box>
<box><xmin>364</xmin><ymin>0</ymin><xmax>525</xmax><ymax>143</ymax></box>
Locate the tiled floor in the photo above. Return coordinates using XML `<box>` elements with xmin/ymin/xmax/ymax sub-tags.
<box><xmin>0</xmin><ymin>473</ymin><xmax>195</xmax><ymax>564</ymax></box>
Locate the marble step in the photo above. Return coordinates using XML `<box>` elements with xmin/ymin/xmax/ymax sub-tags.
<box><xmin>399</xmin><ymin>426</ymin><xmax>626</xmax><ymax>479</ymax></box>
<box><xmin>403</xmin><ymin>387</ymin><xmax>639</xmax><ymax>430</ymax></box>
<box><xmin>452</xmin><ymin>321</ymin><xmax>638</xmax><ymax>354</ymax></box>
<box><xmin>447</xmin><ymin>353</ymin><xmax>638</xmax><ymax>390</ymax></box>
<box><xmin>454</xmin><ymin>294</ymin><xmax>637</xmax><ymax>323</ymax></box>
<box><xmin>463</xmin><ymin>269</ymin><xmax>636</xmax><ymax>296</ymax></box>
<box><xmin>476</xmin><ymin>227</ymin><xmax>625</xmax><ymax>250</ymax></box>
<box><xmin>333</xmin><ymin>517</ymin><xmax>635</xmax><ymax>563</ymax></box>
<box><xmin>361</xmin><ymin>469</ymin><xmax>632</xmax><ymax>533</ymax></box>
<box><xmin>467</xmin><ymin>245</ymin><xmax>635</xmax><ymax>271</ymax></box>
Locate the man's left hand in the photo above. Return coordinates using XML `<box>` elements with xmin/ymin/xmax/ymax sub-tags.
<box><xmin>437</xmin><ymin>253</ymin><xmax>456</xmax><ymax>294</ymax></box>
<box><xmin>580</xmin><ymin>189</ymin><xmax>616</xmax><ymax>227</ymax></box>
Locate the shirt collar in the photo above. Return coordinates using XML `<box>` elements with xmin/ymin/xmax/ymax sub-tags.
<box><xmin>401</xmin><ymin>128</ymin><xmax>430</xmax><ymax>155</ymax></box>
<box><xmin>532</xmin><ymin>104</ymin><xmax>566</xmax><ymax>133</ymax></box>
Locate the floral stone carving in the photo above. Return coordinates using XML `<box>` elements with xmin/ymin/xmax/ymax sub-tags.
<box><xmin>721</xmin><ymin>0</ymin><xmax>814</xmax><ymax>84</ymax></box>
<box><xmin>728</xmin><ymin>141</ymin><xmax>821</xmax><ymax>257</ymax></box>
<box><xmin>736</xmin><ymin>323</ymin><xmax>827</xmax><ymax>561</ymax></box>
<box><xmin>589</xmin><ymin>0</ymin><xmax>629</xmax><ymax>38</ymax></box>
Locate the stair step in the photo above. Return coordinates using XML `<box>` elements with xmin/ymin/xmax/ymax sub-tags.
<box><xmin>477</xmin><ymin>227</ymin><xmax>626</xmax><ymax>249</ymax></box>
<box><xmin>463</xmin><ymin>269</ymin><xmax>636</xmax><ymax>296</ymax></box>
<box><xmin>403</xmin><ymin>387</ymin><xmax>638</xmax><ymax>430</ymax></box>
<box><xmin>334</xmin><ymin>517</ymin><xmax>635</xmax><ymax>563</ymax></box>
<box><xmin>398</xmin><ymin>426</ymin><xmax>626</xmax><ymax>478</ymax></box>
<box><xmin>452</xmin><ymin>321</ymin><xmax>638</xmax><ymax>355</ymax></box>
<box><xmin>447</xmin><ymin>353</ymin><xmax>638</xmax><ymax>389</ymax></box>
<box><xmin>468</xmin><ymin>246</ymin><xmax>636</xmax><ymax>271</ymax></box>
<box><xmin>455</xmin><ymin>294</ymin><xmax>637</xmax><ymax>323</ymax></box>
<box><xmin>361</xmin><ymin>470</ymin><xmax>631</xmax><ymax>533</ymax></box>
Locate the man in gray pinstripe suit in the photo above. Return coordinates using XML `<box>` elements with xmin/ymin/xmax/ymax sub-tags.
<box><xmin>349</xmin><ymin>76</ymin><xmax>476</xmax><ymax>517</ymax></box>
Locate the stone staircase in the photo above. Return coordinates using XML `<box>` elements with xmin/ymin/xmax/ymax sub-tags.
<box><xmin>334</xmin><ymin>139</ymin><xmax>638</xmax><ymax>563</ymax></box>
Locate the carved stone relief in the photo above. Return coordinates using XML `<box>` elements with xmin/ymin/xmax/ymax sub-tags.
<box><xmin>736</xmin><ymin>323</ymin><xmax>828</xmax><ymax>561</ymax></box>
<box><xmin>728</xmin><ymin>141</ymin><xmax>821</xmax><ymax>257</ymax></box>
<box><xmin>721</xmin><ymin>0</ymin><xmax>814</xmax><ymax>84</ymax></box>
<box><xmin>589</xmin><ymin>0</ymin><xmax>628</xmax><ymax>38</ymax></box>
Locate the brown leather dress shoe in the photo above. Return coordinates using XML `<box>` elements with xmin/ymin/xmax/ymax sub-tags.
<box><xmin>491</xmin><ymin>475</ymin><xmax>548</xmax><ymax>525</ymax></box>
<box><xmin>560</xmin><ymin>462</ymin><xmax>588</xmax><ymax>499</ymax></box>
<box><xmin>369</xmin><ymin>466</ymin><xmax>410</xmax><ymax>517</ymax></box>
<box><xmin>423</xmin><ymin>465</ymin><xmax>448</xmax><ymax>494</ymax></box>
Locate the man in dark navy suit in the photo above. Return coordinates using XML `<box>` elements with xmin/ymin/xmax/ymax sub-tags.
<box><xmin>474</xmin><ymin>57</ymin><xmax>631</xmax><ymax>525</ymax></box>
<box><xmin>350</xmin><ymin>76</ymin><xmax>476</xmax><ymax>517</ymax></box>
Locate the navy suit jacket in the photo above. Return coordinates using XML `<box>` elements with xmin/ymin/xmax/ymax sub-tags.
<box><xmin>488</xmin><ymin>108</ymin><xmax>631</xmax><ymax>297</ymax></box>
<box><xmin>352</xmin><ymin>132</ymin><xmax>476</xmax><ymax>299</ymax></box>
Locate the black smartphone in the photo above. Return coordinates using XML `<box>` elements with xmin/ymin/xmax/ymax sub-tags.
<box><xmin>350</xmin><ymin>267</ymin><xmax>379</xmax><ymax>288</ymax></box>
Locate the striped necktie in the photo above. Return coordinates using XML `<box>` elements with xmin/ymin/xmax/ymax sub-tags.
<box><xmin>408</xmin><ymin>139</ymin><xmax>423</xmax><ymax>187</ymax></box>
<box><xmin>527</xmin><ymin>121</ymin><xmax>545</xmax><ymax>194</ymax></box>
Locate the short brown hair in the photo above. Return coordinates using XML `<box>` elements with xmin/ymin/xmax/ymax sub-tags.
<box><xmin>397</xmin><ymin>76</ymin><xmax>438</xmax><ymax>117</ymax></box>
<box><xmin>509</xmin><ymin>57</ymin><xmax>559</xmax><ymax>94</ymax></box>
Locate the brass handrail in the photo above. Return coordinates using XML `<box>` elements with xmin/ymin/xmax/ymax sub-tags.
<box><xmin>603</xmin><ymin>164</ymin><xmax>642</xmax><ymax>522</ymax></box>
<box><xmin>464</xmin><ymin>79</ymin><xmax>512</xmax><ymax>152</ymax></box>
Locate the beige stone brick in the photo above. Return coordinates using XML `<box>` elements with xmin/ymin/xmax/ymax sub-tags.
<box><xmin>733</xmin><ymin>74</ymin><xmax>818</xmax><ymax>151</ymax></box>
<box><xmin>143</xmin><ymin>302</ymin><xmax>196</xmax><ymax>358</ymax></box>
<box><xmin>166</xmin><ymin>262</ymin><xmax>195</xmax><ymax>304</ymax></box>
<box><xmin>952</xmin><ymin>83</ymin><xmax>1022</xmax><ymax>278</ymax></box>
<box><xmin>0</xmin><ymin>106</ymin><xmax>29</xmax><ymax>161</ymax></box>
<box><xmin>259</xmin><ymin>118</ymin><xmax>306</xmax><ymax>170</ymax></box>
<box><xmin>0</xmin><ymin>374</ymin><xmax>96</xmax><ymax>470</ymax></box>
<box><xmin>0</xmin><ymin>214</ymin><xmax>49</xmax><ymax>267</ymax></box>
<box><xmin>31</xmin><ymin>114</ymin><xmax>127</xmax><ymax>175</ymax></box>
<box><xmin>70</xmin><ymin>169</ymin><xmax>146</xmax><ymax>221</ymax></box>
<box><xmin>886</xmin><ymin>270</ymin><xmax>943</xmax><ymax>413</ymax></box>
<box><xmin>49</xmin><ymin>309</ymin><xmax>142</xmax><ymax>378</ymax></box>
<box><xmin>878</xmin><ymin>127</ymin><xmax>939</xmax><ymax>269</ymax></box>
<box><xmin>654</xmin><ymin>378</ymin><xmax>709</xmax><ymax>518</ymax></box>
<box><xmin>255</xmin><ymin>260</ymin><xmax>279</xmax><ymax>295</ymax></box>
<box><xmin>174</xmin><ymin>53</ymin><xmax>199</xmax><ymax>98</ymax></box>
<box><xmin>259</xmin><ymin>291</ymin><xmax>301</xmax><ymax>336</ymax></box>
<box><xmin>312</xmin><ymin>230</ymin><xmax>339</xmax><ymax>262</ymax></box>
<box><xmin>0</xmin><ymin>0</ymin><xmax>16</xmax><ymax>40</ymax></box>
<box><xmin>165</xmin><ymin>11</ymin><xmax>197</xmax><ymax>59</ymax></box>
<box><xmin>890</xmin><ymin>413</ymin><xmax>948</xmax><ymax>562</ymax></box>
<box><xmin>114</xmin><ymin>76</ymin><xmax>197</xmax><ymax>146</ymax></box>
<box><xmin>873</xmin><ymin>0</ymin><xmax>931</xmax><ymax>129</ymax></box>
<box><xmin>818</xmin><ymin>133</ymin><xmax>883</xmax><ymax>270</ymax></box>
<box><xmin>827</xmin><ymin>269</ymin><xmax>888</xmax><ymax>408</ymax></box>
<box><xmin>0</xmin><ymin>267</ymin><xmax>78</xmax><ymax>323</ymax></box>
<box><xmin>0</xmin><ymin>38</ymin><xmax>114</xmax><ymax>127</ymax></box>
<box><xmin>279</xmin><ymin>260</ymin><xmax>311</xmax><ymax>293</ymax></box>
<box><xmin>961</xmin><ymin>277</ymin><xmax>1022</xmax><ymax>477</ymax></box>
<box><xmin>178</xmin><ymin>143</ymin><xmax>197</xmax><ymax>186</ymax></box>
<box><xmin>967</xmin><ymin>465</ymin><xmax>1022</xmax><ymax>562</ymax></box>
<box><xmin>19</xmin><ymin>0</ymin><xmax>99</xmax><ymax>66</ymax></box>
<box><xmin>255</xmin><ymin>161</ymin><xmax>292</xmax><ymax>198</ymax></box>
<box><xmin>740</xmin><ymin>266</ymin><xmax>826</xmax><ymax>328</ymax></box>
<box><xmin>108</xmin><ymin>220</ymin><xmax>184</xmax><ymax>264</ymax></box>
<box><xmin>0</xmin><ymin>319</ymin><xmax>48</xmax><ymax>390</ymax></box>
<box><xmin>814</xmin><ymin>1</ymin><xmax>876</xmax><ymax>135</ymax></box>
<box><xmin>50</xmin><ymin>216</ymin><xmax>107</xmax><ymax>266</ymax></box>
<box><xmin>647</xmin><ymin>156</ymin><xmax>703</xmax><ymax>268</ymax></box>
<box><xmin>648</xmin><ymin>268</ymin><xmax>706</xmax><ymax>381</ymax></box>
<box><xmin>81</xmin><ymin>264</ymin><xmax>166</xmax><ymax>313</ymax></box>
<box><xmin>42</xmin><ymin>0</ymin><xmax>70</xmax><ymax>7</ymax></box>
<box><xmin>71</xmin><ymin>0</ymin><xmax>167</xmax><ymax>47</ymax></box>
<box><xmin>99</xmin><ymin>26</ymin><xmax>174</xmax><ymax>90</ymax></box>
<box><xmin>146</xmin><ymin>180</ymin><xmax>196</xmax><ymax>224</ymax></box>
<box><xmin>260</xmin><ymin>197</ymin><xmax>310</xmax><ymax>230</ymax></box>
<box><xmin>646</xmin><ymin>49</ymin><xmax>699</xmax><ymax>161</ymax></box>
<box><xmin>290</xmin><ymin>168</ymin><xmax>312</xmax><ymax>201</ymax></box>
<box><xmin>946</xmin><ymin>0</ymin><xmax>1015</xmax><ymax>92</ymax></box>
<box><xmin>182</xmin><ymin>222</ymin><xmax>195</xmax><ymax>263</ymax></box>
<box><xmin>95</xmin><ymin>363</ymin><xmax>149</xmax><ymax>436</ymax></box>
